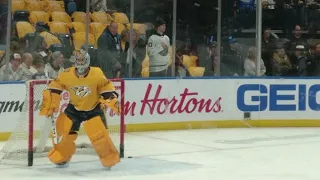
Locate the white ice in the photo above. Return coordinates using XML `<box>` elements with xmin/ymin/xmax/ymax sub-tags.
<box><xmin>1</xmin><ymin>128</ymin><xmax>320</xmax><ymax>180</ymax></box>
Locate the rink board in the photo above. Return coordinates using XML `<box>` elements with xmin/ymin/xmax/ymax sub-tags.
<box><xmin>1</xmin><ymin>77</ymin><xmax>320</xmax><ymax>140</ymax></box>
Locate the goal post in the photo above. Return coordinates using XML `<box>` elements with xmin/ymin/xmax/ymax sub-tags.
<box><xmin>0</xmin><ymin>79</ymin><xmax>125</xmax><ymax>166</ymax></box>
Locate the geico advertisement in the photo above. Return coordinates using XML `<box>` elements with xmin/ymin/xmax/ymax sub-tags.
<box><xmin>236</xmin><ymin>80</ymin><xmax>320</xmax><ymax>119</ymax></box>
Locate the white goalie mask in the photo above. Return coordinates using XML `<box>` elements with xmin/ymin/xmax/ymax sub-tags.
<box><xmin>74</xmin><ymin>49</ymin><xmax>90</xmax><ymax>75</ymax></box>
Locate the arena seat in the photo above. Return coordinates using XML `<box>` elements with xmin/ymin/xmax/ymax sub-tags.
<box><xmin>42</xmin><ymin>0</ymin><xmax>65</xmax><ymax>14</ymax></box>
<box><xmin>126</xmin><ymin>23</ymin><xmax>148</xmax><ymax>35</ymax></box>
<box><xmin>72</xmin><ymin>32</ymin><xmax>95</xmax><ymax>51</ymax></box>
<box><xmin>29</xmin><ymin>11</ymin><xmax>50</xmax><ymax>24</ymax></box>
<box><xmin>0</xmin><ymin>50</ymin><xmax>4</xmax><ymax>59</ymax></box>
<box><xmin>39</xmin><ymin>31</ymin><xmax>61</xmax><ymax>49</ymax></box>
<box><xmin>182</xmin><ymin>55</ymin><xmax>197</xmax><ymax>68</ymax></box>
<box><xmin>169</xmin><ymin>46</ymin><xmax>173</xmax><ymax>65</ymax></box>
<box><xmin>141</xmin><ymin>67</ymin><xmax>149</xmax><ymax>77</ymax></box>
<box><xmin>188</xmin><ymin>67</ymin><xmax>205</xmax><ymax>77</ymax></box>
<box><xmin>71</xmin><ymin>22</ymin><xmax>86</xmax><ymax>33</ymax></box>
<box><xmin>93</xmin><ymin>34</ymin><xmax>101</xmax><ymax>49</ymax></box>
<box><xmin>91</xmin><ymin>12</ymin><xmax>113</xmax><ymax>24</ymax></box>
<box><xmin>49</xmin><ymin>44</ymin><xmax>64</xmax><ymax>53</ymax></box>
<box><xmin>72</xmin><ymin>11</ymin><xmax>88</xmax><ymax>23</ymax></box>
<box><xmin>112</xmin><ymin>12</ymin><xmax>129</xmax><ymax>24</ymax></box>
<box><xmin>66</xmin><ymin>0</ymin><xmax>77</xmax><ymax>15</ymax></box>
<box><xmin>13</xmin><ymin>10</ymin><xmax>30</xmax><ymax>22</ymax></box>
<box><xmin>89</xmin><ymin>23</ymin><xmax>107</xmax><ymax>48</ymax></box>
<box><xmin>47</xmin><ymin>21</ymin><xmax>72</xmax><ymax>57</ymax></box>
<box><xmin>25</xmin><ymin>33</ymin><xmax>36</xmax><ymax>46</ymax></box>
<box><xmin>48</xmin><ymin>21</ymin><xmax>70</xmax><ymax>34</ymax></box>
<box><xmin>117</xmin><ymin>23</ymin><xmax>126</xmax><ymax>35</ymax></box>
<box><xmin>142</xmin><ymin>56</ymin><xmax>149</xmax><ymax>68</ymax></box>
<box><xmin>89</xmin><ymin>22</ymin><xmax>107</xmax><ymax>35</ymax></box>
<box><xmin>25</xmin><ymin>0</ymin><xmax>43</xmax><ymax>12</ymax></box>
<box><xmin>16</xmin><ymin>21</ymin><xmax>36</xmax><ymax>39</ymax></box>
<box><xmin>12</xmin><ymin>0</ymin><xmax>26</xmax><ymax>13</ymax></box>
<box><xmin>51</xmin><ymin>11</ymin><xmax>72</xmax><ymax>23</ymax></box>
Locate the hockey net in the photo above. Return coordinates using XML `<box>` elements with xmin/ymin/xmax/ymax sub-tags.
<box><xmin>0</xmin><ymin>79</ymin><xmax>125</xmax><ymax>166</ymax></box>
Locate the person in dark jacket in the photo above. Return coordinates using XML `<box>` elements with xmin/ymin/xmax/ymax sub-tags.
<box><xmin>97</xmin><ymin>21</ymin><xmax>123</xmax><ymax>78</ymax></box>
<box><xmin>220</xmin><ymin>37</ymin><xmax>244</xmax><ymax>76</ymax></box>
<box><xmin>311</xmin><ymin>43</ymin><xmax>320</xmax><ymax>76</ymax></box>
<box><xmin>121</xmin><ymin>28</ymin><xmax>146</xmax><ymax>77</ymax></box>
<box><xmin>295</xmin><ymin>45</ymin><xmax>311</xmax><ymax>76</ymax></box>
<box><xmin>198</xmin><ymin>41</ymin><xmax>216</xmax><ymax>76</ymax></box>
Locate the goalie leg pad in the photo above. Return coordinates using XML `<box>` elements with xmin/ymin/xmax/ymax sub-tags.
<box><xmin>48</xmin><ymin>113</ymin><xmax>78</xmax><ymax>165</ymax></box>
<box><xmin>83</xmin><ymin>116</ymin><xmax>120</xmax><ymax>167</ymax></box>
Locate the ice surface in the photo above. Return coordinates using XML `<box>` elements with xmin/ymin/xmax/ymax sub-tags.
<box><xmin>1</xmin><ymin>128</ymin><xmax>320</xmax><ymax>180</ymax></box>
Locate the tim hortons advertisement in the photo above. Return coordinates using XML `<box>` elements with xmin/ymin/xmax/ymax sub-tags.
<box><xmin>123</xmin><ymin>79</ymin><xmax>235</xmax><ymax>124</ymax></box>
<box><xmin>0</xmin><ymin>79</ymin><xmax>236</xmax><ymax>132</ymax></box>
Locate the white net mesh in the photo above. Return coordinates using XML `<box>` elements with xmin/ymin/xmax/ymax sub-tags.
<box><xmin>0</xmin><ymin>79</ymin><xmax>124</xmax><ymax>165</ymax></box>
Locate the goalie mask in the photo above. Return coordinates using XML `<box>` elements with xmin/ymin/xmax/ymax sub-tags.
<box><xmin>74</xmin><ymin>49</ymin><xmax>90</xmax><ymax>75</ymax></box>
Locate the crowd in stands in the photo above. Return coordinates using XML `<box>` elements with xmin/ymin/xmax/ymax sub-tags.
<box><xmin>0</xmin><ymin>0</ymin><xmax>320</xmax><ymax>81</ymax></box>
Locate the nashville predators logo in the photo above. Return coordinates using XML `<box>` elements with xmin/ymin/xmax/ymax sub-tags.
<box><xmin>71</xmin><ymin>86</ymin><xmax>91</xmax><ymax>98</ymax></box>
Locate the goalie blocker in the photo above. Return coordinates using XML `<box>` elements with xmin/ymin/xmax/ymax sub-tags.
<box><xmin>40</xmin><ymin>49</ymin><xmax>121</xmax><ymax>168</ymax></box>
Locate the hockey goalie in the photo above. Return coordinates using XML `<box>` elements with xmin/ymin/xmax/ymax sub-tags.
<box><xmin>39</xmin><ymin>49</ymin><xmax>121</xmax><ymax>168</ymax></box>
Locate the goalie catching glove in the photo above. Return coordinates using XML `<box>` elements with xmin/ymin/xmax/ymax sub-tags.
<box><xmin>40</xmin><ymin>89</ymin><xmax>61</xmax><ymax>116</ymax></box>
<box><xmin>100</xmin><ymin>92</ymin><xmax>121</xmax><ymax>115</ymax></box>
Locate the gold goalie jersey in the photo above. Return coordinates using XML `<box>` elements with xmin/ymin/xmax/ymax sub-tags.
<box><xmin>49</xmin><ymin>67</ymin><xmax>115</xmax><ymax>111</ymax></box>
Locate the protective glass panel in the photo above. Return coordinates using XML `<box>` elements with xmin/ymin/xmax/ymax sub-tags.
<box><xmin>0</xmin><ymin>1</ymin><xmax>8</xmax><ymax>66</ymax></box>
<box><xmin>124</xmin><ymin>0</ymin><xmax>174</xmax><ymax>78</ymax></box>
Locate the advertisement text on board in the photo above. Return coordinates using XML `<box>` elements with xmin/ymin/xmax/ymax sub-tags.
<box><xmin>124</xmin><ymin>83</ymin><xmax>222</xmax><ymax>116</ymax></box>
<box><xmin>237</xmin><ymin>84</ymin><xmax>320</xmax><ymax>111</ymax></box>
<box><xmin>0</xmin><ymin>91</ymin><xmax>69</xmax><ymax>114</ymax></box>
<box><xmin>0</xmin><ymin>83</ymin><xmax>223</xmax><ymax>117</ymax></box>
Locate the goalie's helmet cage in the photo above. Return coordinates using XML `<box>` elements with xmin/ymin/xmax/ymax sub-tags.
<box><xmin>0</xmin><ymin>79</ymin><xmax>125</xmax><ymax>166</ymax></box>
<box><xmin>74</xmin><ymin>49</ymin><xmax>90</xmax><ymax>75</ymax></box>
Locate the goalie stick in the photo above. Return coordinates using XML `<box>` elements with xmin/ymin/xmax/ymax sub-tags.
<box><xmin>35</xmin><ymin>71</ymin><xmax>60</xmax><ymax>153</ymax></box>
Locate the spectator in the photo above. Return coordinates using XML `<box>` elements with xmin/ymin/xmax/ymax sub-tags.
<box><xmin>26</xmin><ymin>36</ymin><xmax>49</xmax><ymax>63</ymax></box>
<box><xmin>121</xmin><ymin>28</ymin><xmax>146</xmax><ymax>77</ymax></box>
<box><xmin>271</xmin><ymin>46</ymin><xmax>292</xmax><ymax>76</ymax></box>
<box><xmin>287</xmin><ymin>25</ymin><xmax>309</xmax><ymax>76</ymax></box>
<box><xmin>199</xmin><ymin>41</ymin><xmax>216</xmax><ymax>76</ymax></box>
<box><xmin>169</xmin><ymin>51</ymin><xmax>190</xmax><ymax>77</ymax></box>
<box><xmin>221</xmin><ymin>37</ymin><xmax>244</xmax><ymax>76</ymax></box>
<box><xmin>97</xmin><ymin>21</ymin><xmax>122</xmax><ymax>78</ymax></box>
<box><xmin>10</xmin><ymin>41</ymin><xmax>24</xmax><ymax>56</ymax></box>
<box><xmin>311</xmin><ymin>43</ymin><xmax>320</xmax><ymax>76</ymax></box>
<box><xmin>244</xmin><ymin>47</ymin><xmax>266</xmax><ymax>76</ymax></box>
<box><xmin>289</xmin><ymin>25</ymin><xmax>309</xmax><ymax>55</ymax></box>
<box><xmin>44</xmin><ymin>51</ymin><xmax>64</xmax><ymax>79</ymax></box>
<box><xmin>262</xmin><ymin>0</ymin><xmax>275</xmax><ymax>9</ymax></box>
<box><xmin>32</xmin><ymin>54</ymin><xmax>46</xmax><ymax>79</ymax></box>
<box><xmin>33</xmin><ymin>62</ymin><xmax>46</xmax><ymax>79</ymax></box>
<box><xmin>147</xmin><ymin>17</ymin><xmax>170</xmax><ymax>77</ymax></box>
<box><xmin>295</xmin><ymin>45</ymin><xmax>311</xmax><ymax>76</ymax></box>
<box><xmin>19</xmin><ymin>53</ymin><xmax>35</xmax><ymax>80</ymax></box>
<box><xmin>91</xmin><ymin>0</ymin><xmax>108</xmax><ymax>12</ymax></box>
<box><xmin>261</xmin><ymin>28</ymin><xmax>278</xmax><ymax>75</ymax></box>
<box><xmin>0</xmin><ymin>53</ymin><xmax>26</xmax><ymax>81</ymax></box>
